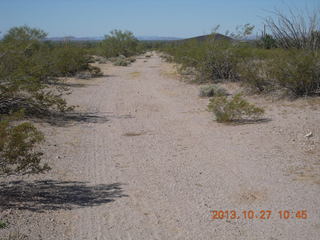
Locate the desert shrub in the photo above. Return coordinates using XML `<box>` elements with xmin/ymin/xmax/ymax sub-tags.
<box><xmin>238</xmin><ymin>59</ymin><xmax>272</xmax><ymax>93</ymax></box>
<box><xmin>112</xmin><ymin>57</ymin><xmax>129</xmax><ymax>66</ymax></box>
<box><xmin>93</xmin><ymin>55</ymin><xmax>108</xmax><ymax>64</ymax></box>
<box><xmin>268</xmin><ymin>50</ymin><xmax>320</xmax><ymax>96</ymax></box>
<box><xmin>0</xmin><ymin>26</ymin><xmax>101</xmax><ymax>176</ymax></box>
<box><xmin>110</xmin><ymin>55</ymin><xmax>136</xmax><ymax>66</ymax></box>
<box><xmin>158</xmin><ymin>12</ymin><xmax>320</xmax><ymax>98</ymax></box>
<box><xmin>161</xmin><ymin>26</ymin><xmax>255</xmax><ymax>83</ymax></box>
<box><xmin>208</xmin><ymin>94</ymin><xmax>264</xmax><ymax>122</ymax></box>
<box><xmin>199</xmin><ymin>84</ymin><xmax>228</xmax><ymax>97</ymax></box>
<box><xmin>75</xmin><ymin>66</ymin><xmax>103</xmax><ymax>79</ymax></box>
<box><xmin>0</xmin><ymin>27</ymin><xmax>73</xmax><ymax>115</ymax></box>
<box><xmin>196</xmin><ymin>44</ymin><xmax>240</xmax><ymax>82</ymax></box>
<box><xmin>0</xmin><ymin>220</ymin><xmax>7</xmax><ymax>229</ymax></box>
<box><xmin>49</xmin><ymin>43</ymin><xmax>91</xmax><ymax>76</ymax></box>
<box><xmin>0</xmin><ymin>113</ymin><xmax>49</xmax><ymax>176</ymax></box>
<box><xmin>113</xmin><ymin>59</ymin><xmax>129</xmax><ymax>66</ymax></box>
<box><xmin>100</xmin><ymin>30</ymin><xmax>141</xmax><ymax>58</ymax></box>
<box><xmin>236</xmin><ymin>49</ymin><xmax>276</xmax><ymax>93</ymax></box>
<box><xmin>128</xmin><ymin>57</ymin><xmax>136</xmax><ymax>63</ymax></box>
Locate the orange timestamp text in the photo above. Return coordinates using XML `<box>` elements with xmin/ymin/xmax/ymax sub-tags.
<box><xmin>210</xmin><ymin>210</ymin><xmax>308</xmax><ymax>220</ymax></box>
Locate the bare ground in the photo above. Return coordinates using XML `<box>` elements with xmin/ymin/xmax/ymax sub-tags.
<box><xmin>1</xmin><ymin>53</ymin><xmax>320</xmax><ymax>240</ymax></box>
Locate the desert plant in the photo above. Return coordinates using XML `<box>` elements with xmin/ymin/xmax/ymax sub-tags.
<box><xmin>238</xmin><ymin>57</ymin><xmax>272</xmax><ymax>93</ymax></box>
<box><xmin>49</xmin><ymin>43</ymin><xmax>91</xmax><ymax>76</ymax></box>
<box><xmin>199</xmin><ymin>84</ymin><xmax>228</xmax><ymax>97</ymax></box>
<box><xmin>0</xmin><ymin>220</ymin><xmax>7</xmax><ymax>229</ymax></box>
<box><xmin>208</xmin><ymin>94</ymin><xmax>264</xmax><ymax>122</ymax></box>
<box><xmin>0</xmin><ymin>113</ymin><xmax>49</xmax><ymax>176</ymax></box>
<box><xmin>265</xmin><ymin>9</ymin><xmax>320</xmax><ymax>50</ymax></box>
<box><xmin>100</xmin><ymin>30</ymin><xmax>140</xmax><ymax>58</ymax></box>
<box><xmin>0</xmin><ymin>26</ymin><xmax>101</xmax><ymax>176</ymax></box>
<box><xmin>110</xmin><ymin>55</ymin><xmax>135</xmax><ymax>66</ymax></box>
<box><xmin>269</xmin><ymin>50</ymin><xmax>320</xmax><ymax>96</ymax></box>
<box><xmin>197</xmin><ymin>45</ymin><xmax>240</xmax><ymax>82</ymax></box>
<box><xmin>0</xmin><ymin>27</ymin><xmax>72</xmax><ymax>115</ymax></box>
<box><xmin>113</xmin><ymin>58</ymin><xmax>129</xmax><ymax>66</ymax></box>
<box><xmin>75</xmin><ymin>66</ymin><xmax>103</xmax><ymax>79</ymax></box>
<box><xmin>128</xmin><ymin>57</ymin><xmax>136</xmax><ymax>63</ymax></box>
<box><xmin>258</xmin><ymin>33</ymin><xmax>277</xmax><ymax>49</ymax></box>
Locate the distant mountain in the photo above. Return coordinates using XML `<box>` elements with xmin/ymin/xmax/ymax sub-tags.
<box><xmin>45</xmin><ymin>36</ymin><xmax>182</xmax><ymax>42</ymax></box>
<box><xmin>136</xmin><ymin>36</ymin><xmax>182</xmax><ymax>41</ymax></box>
<box><xmin>45</xmin><ymin>36</ymin><xmax>104</xmax><ymax>42</ymax></box>
<box><xmin>183</xmin><ymin>33</ymin><xmax>232</xmax><ymax>42</ymax></box>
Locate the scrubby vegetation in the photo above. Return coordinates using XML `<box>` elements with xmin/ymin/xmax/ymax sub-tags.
<box><xmin>93</xmin><ymin>30</ymin><xmax>145</xmax><ymax>66</ymax></box>
<box><xmin>208</xmin><ymin>94</ymin><xmax>265</xmax><ymax>123</ymax></box>
<box><xmin>0</xmin><ymin>220</ymin><xmax>7</xmax><ymax>229</ymax></box>
<box><xmin>0</xmin><ymin>26</ymin><xmax>103</xmax><ymax>175</ymax></box>
<box><xmin>0</xmin><ymin>113</ymin><xmax>49</xmax><ymax>175</ymax></box>
<box><xmin>159</xmin><ymin>10</ymin><xmax>320</xmax><ymax>98</ymax></box>
<box><xmin>110</xmin><ymin>55</ymin><xmax>136</xmax><ymax>66</ymax></box>
<box><xmin>0</xmin><ymin>25</ymin><xmax>147</xmax><ymax>175</ymax></box>
<box><xmin>199</xmin><ymin>84</ymin><xmax>227</xmax><ymax>97</ymax></box>
<box><xmin>98</xmin><ymin>30</ymin><xmax>143</xmax><ymax>57</ymax></box>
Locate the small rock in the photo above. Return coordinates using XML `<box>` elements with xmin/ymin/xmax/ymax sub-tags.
<box><xmin>305</xmin><ymin>132</ymin><xmax>313</xmax><ymax>138</ymax></box>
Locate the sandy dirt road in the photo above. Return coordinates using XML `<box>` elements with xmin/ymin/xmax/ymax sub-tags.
<box><xmin>1</xmin><ymin>53</ymin><xmax>320</xmax><ymax>240</ymax></box>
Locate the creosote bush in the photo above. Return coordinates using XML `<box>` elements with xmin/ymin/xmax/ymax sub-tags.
<box><xmin>269</xmin><ymin>50</ymin><xmax>320</xmax><ymax>96</ymax></box>
<box><xmin>208</xmin><ymin>94</ymin><xmax>264</xmax><ymax>122</ymax></box>
<box><xmin>0</xmin><ymin>113</ymin><xmax>49</xmax><ymax>176</ymax></box>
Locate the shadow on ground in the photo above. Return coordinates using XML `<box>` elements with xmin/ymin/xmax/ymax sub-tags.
<box><xmin>39</xmin><ymin>111</ymin><xmax>135</xmax><ymax>127</ymax></box>
<box><xmin>227</xmin><ymin>118</ymin><xmax>272</xmax><ymax>125</ymax></box>
<box><xmin>0</xmin><ymin>180</ymin><xmax>127</xmax><ymax>212</ymax></box>
<box><xmin>47</xmin><ymin>75</ymin><xmax>117</xmax><ymax>88</ymax></box>
<box><xmin>45</xmin><ymin>112</ymin><xmax>110</xmax><ymax>126</ymax></box>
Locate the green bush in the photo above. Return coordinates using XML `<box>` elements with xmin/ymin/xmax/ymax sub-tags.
<box><xmin>197</xmin><ymin>45</ymin><xmax>240</xmax><ymax>82</ymax></box>
<box><xmin>269</xmin><ymin>50</ymin><xmax>320</xmax><ymax>96</ymax></box>
<box><xmin>0</xmin><ymin>26</ymin><xmax>101</xmax><ymax>176</ymax></box>
<box><xmin>238</xmin><ymin>59</ymin><xmax>272</xmax><ymax>93</ymax></box>
<box><xmin>0</xmin><ymin>27</ymin><xmax>71</xmax><ymax>115</ymax></box>
<box><xmin>208</xmin><ymin>94</ymin><xmax>264</xmax><ymax>122</ymax></box>
<box><xmin>50</xmin><ymin>44</ymin><xmax>91</xmax><ymax>77</ymax></box>
<box><xmin>100</xmin><ymin>30</ymin><xmax>141</xmax><ymax>58</ymax></box>
<box><xmin>199</xmin><ymin>84</ymin><xmax>227</xmax><ymax>97</ymax></box>
<box><xmin>110</xmin><ymin>55</ymin><xmax>136</xmax><ymax>66</ymax></box>
<box><xmin>258</xmin><ymin>34</ymin><xmax>277</xmax><ymax>49</ymax></box>
<box><xmin>0</xmin><ymin>220</ymin><xmax>7</xmax><ymax>229</ymax></box>
<box><xmin>160</xmin><ymin>30</ymin><xmax>320</xmax><ymax>97</ymax></box>
<box><xmin>0</xmin><ymin>114</ymin><xmax>49</xmax><ymax>176</ymax></box>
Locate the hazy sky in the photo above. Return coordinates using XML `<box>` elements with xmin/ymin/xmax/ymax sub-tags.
<box><xmin>0</xmin><ymin>0</ymin><xmax>318</xmax><ymax>38</ymax></box>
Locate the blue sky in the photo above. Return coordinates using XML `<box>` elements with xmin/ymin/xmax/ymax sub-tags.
<box><xmin>0</xmin><ymin>0</ymin><xmax>318</xmax><ymax>38</ymax></box>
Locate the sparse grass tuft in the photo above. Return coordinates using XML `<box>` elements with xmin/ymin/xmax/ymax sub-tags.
<box><xmin>0</xmin><ymin>220</ymin><xmax>7</xmax><ymax>229</ymax></box>
<box><xmin>199</xmin><ymin>84</ymin><xmax>228</xmax><ymax>97</ymax></box>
